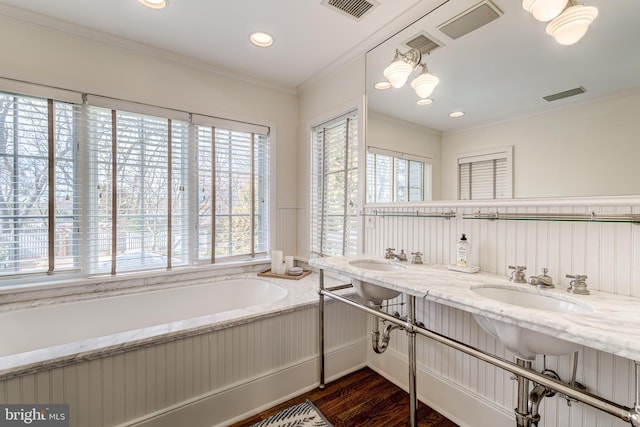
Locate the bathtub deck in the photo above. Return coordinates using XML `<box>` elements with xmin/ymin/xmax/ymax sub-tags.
<box><xmin>230</xmin><ymin>367</ymin><xmax>458</xmax><ymax>427</ymax></box>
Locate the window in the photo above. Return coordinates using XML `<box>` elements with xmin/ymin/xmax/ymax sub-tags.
<box><xmin>86</xmin><ymin>104</ymin><xmax>190</xmax><ymax>274</ymax></box>
<box><xmin>310</xmin><ymin>110</ymin><xmax>359</xmax><ymax>258</ymax></box>
<box><xmin>195</xmin><ymin>120</ymin><xmax>269</xmax><ymax>262</ymax></box>
<box><xmin>457</xmin><ymin>147</ymin><xmax>513</xmax><ymax>200</ymax></box>
<box><xmin>0</xmin><ymin>92</ymin><xmax>80</xmax><ymax>275</ymax></box>
<box><xmin>366</xmin><ymin>147</ymin><xmax>432</xmax><ymax>203</ymax></box>
<box><xmin>0</xmin><ymin>83</ymin><xmax>271</xmax><ymax>283</ymax></box>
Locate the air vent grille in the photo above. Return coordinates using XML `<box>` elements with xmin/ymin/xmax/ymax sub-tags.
<box><xmin>438</xmin><ymin>0</ymin><xmax>502</xmax><ymax>40</ymax></box>
<box><xmin>322</xmin><ymin>0</ymin><xmax>378</xmax><ymax>20</ymax></box>
<box><xmin>405</xmin><ymin>33</ymin><xmax>442</xmax><ymax>55</ymax></box>
<box><xmin>543</xmin><ymin>87</ymin><xmax>587</xmax><ymax>102</ymax></box>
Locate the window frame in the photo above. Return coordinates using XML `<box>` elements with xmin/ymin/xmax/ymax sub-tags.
<box><xmin>366</xmin><ymin>146</ymin><xmax>432</xmax><ymax>203</ymax></box>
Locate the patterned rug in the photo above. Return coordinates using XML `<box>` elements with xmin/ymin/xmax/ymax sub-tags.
<box><xmin>250</xmin><ymin>400</ymin><xmax>333</xmax><ymax>427</ymax></box>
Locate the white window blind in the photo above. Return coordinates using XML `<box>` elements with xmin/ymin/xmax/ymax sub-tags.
<box><xmin>366</xmin><ymin>148</ymin><xmax>432</xmax><ymax>203</ymax></box>
<box><xmin>0</xmin><ymin>91</ymin><xmax>80</xmax><ymax>276</ymax></box>
<box><xmin>310</xmin><ymin>110</ymin><xmax>359</xmax><ymax>258</ymax></box>
<box><xmin>196</xmin><ymin>124</ymin><xmax>269</xmax><ymax>262</ymax></box>
<box><xmin>457</xmin><ymin>147</ymin><xmax>512</xmax><ymax>200</ymax></box>
<box><xmin>87</xmin><ymin>107</ymin><xmax>189</xmax><ymax>274</ymax></box>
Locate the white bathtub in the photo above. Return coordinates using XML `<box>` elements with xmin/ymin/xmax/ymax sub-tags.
<box><xmin>0</xmin><ymin>278</ymin><xmax>288</xmax><ymax>359</ymax></box>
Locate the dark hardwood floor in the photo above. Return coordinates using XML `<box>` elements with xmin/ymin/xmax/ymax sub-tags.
<box><xmin>230</xmin><ymin>367</ymin><xmax>459</xmax><ymax>427</ymax></box>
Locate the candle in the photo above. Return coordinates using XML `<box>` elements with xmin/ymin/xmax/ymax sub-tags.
<box><xmin>285</xmin><ymin>256</ymin><xmax>294</xmax><ymax>272</ymax></box>
<box><xmin>271</xmin><ymin>251</ymin><xmax>283</xmax><ymax>274</ymax></box>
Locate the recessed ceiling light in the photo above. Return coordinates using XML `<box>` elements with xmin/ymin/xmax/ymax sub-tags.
<box><xmin>374</xmin><ymin>81</ymin><xmax>391</xmax><ymax>90</ymax></box>
<box><xmin>138</xmin><ymin>0</ymin><xmax>167</xmax><ymax>9</ymax></box>
<box><xmin>250</xmin><ymin>32</ymin><xmax>274</xmax><ymax>47</ymax></box>
<box><xmin>449</xmin><ymin>111</ymin><xmax>465</xmax><ymax>118</ymax></box>
<box><xmin>416</xmin><ymin>98</ymin><xmax>433</xmax><ymax>105</ymax></box>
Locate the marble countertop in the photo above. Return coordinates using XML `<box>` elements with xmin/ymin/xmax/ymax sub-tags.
<box><xmin>310</xmin><ymin>255</ymin><xmax>640</xmax><ymax>361</ymax></box>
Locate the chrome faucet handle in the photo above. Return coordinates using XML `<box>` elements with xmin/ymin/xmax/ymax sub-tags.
<box><xmin>385</xmin><ymin>248</ymin><xmax>396</xmax><ymax>259</ymax></box>
<box><xmin>566</xmin><ymin>274</ymin><xmax>590</xmax><ymax>295</ymax></box>
<box><xmin>410</xmin><ymin>251</ymin><xmax>423</xmax><ymax>264</ymax></box>
<box><xmin>508</xmin><ymin>265</ymin><xmax>527</xmax><ymax>283</ymax></box>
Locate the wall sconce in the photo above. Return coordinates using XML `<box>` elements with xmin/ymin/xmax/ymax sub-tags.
<box><xmin>383</xmin><ymin>48</ymin><xmax>440</xmax><ymax>99</ymax></box>
<box><xmin>523</xmin><ymin>0</ymin><xmax>598</xmax><ymax>45</ymax></box>
<box><xmin>383</xmin><ymin>48</ymin><xmax>422</xmax><ymax>88</ymax></box>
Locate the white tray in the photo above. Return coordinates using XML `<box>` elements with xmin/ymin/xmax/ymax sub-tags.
<box><xmin>447</xmin><ymin>264</ymin><xmax>480</xmax><ymax>274</ymax></box>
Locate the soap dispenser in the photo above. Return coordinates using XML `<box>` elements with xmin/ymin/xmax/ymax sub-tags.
<box><xmin>456</xmin><ymin>234</ymin><xmax>470</xmax><ymax>268</ymax></box>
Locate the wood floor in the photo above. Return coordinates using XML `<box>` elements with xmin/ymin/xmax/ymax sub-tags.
<box><xmin>230</xmin><ymin>367</ymin><xmax>459</xmax><ymax>427</ymax></box>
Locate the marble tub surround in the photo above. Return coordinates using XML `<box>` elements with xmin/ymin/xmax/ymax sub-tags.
<box><xmin>0</xmin><ymin>271</ymin><xmax>352</xmax><ymax>379</ymax></box>
<box><xmin>310</xmin><ymin>255</ymin><xmax>640</xmax><ymax>361</ymax></box>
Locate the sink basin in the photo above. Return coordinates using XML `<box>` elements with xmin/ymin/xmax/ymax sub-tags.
<box><xmin>349</xmin><ymin>259</ymin><xmax>406</xmax><ymax>304</ymax></box>
<box><xmin>470</xmin><ymin>285</ymin><xmax>591</xmax><ymax>360</ymax></box>
<box><xmin>349</xmin><ymin>259</ymin><xmax>407</xmax><ymax>271</ymax></box>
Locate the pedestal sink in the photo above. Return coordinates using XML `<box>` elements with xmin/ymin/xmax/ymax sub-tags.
<box><xmin>471</xmin><ymin>284</ymin><xmax>592</xmax><ymax>360</ymax></box>
<box><xmin>348</xmin><ymin>259</ymin><xmax>406</xmax><ymax>304</ymax></box>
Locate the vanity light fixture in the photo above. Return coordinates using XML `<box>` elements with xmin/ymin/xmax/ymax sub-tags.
<box><xmin>249</xmin><ymin>32</ymin><xmax>274</xmax><ymax>47</ymax></box>
<box><xmin>138</xmin><ymin>0</ymin><xmax>167</xmax><ymax>9</ymax></box>
<box><xmin>522</xmin><ymin>0</ymin><xmax>567</xmax><ymax>22</ymax></box>
<box><xmin>546</xmin><ymin>1</ymin><xmax>598</xmax><ymax>45</ymax></box>
<box><xmin>449</xmin><ymin>111</ymin><xmax>465</xmax><ymax>118</ymax></box>
<box><xmin>374</xmin><ymin>81</ymin><xmax>392</xmax><ymax>90</ymax></box>
<box><xmin>416</xmin><ymin>98</ymin><xmax>433</xmax><ymax>106</ymax></box>
<box><xmin>410</xmin><ymin>64</ymin><xmax>440</xmax><ymax>99</ymax></box>
<box><xmin>383</xmin><ymin>48</ymin><xmax>422</xmax><ymax>88</ymax></box>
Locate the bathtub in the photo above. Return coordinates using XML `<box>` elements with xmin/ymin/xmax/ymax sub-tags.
<box><xmin>0</xmin><ymin>278</ymin><xmax>288</xmax><ymax>362</ymax></box>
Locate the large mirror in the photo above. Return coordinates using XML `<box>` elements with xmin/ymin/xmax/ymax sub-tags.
<box><xmin>366</xmin><ymin>0</ymin><xmax>640</xmax><ymax>200</ymax></box>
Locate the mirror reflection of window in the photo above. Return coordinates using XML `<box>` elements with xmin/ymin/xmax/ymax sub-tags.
<box><xmin>366</xmin><ymin>148</ymin><xmax>432</xmax><ymax>203</ymax></box>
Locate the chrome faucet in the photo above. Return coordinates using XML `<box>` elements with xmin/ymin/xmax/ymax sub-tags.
<box><xmin>508</xmin><ymin>265</ymin><xmax>527</xmax><ymax>283</ymax></box>
<box><xmin>528</xmin><ymin>268</ymin><xmax>554</xmax><ymax>288</ymax></box>
<box><xmin>410</xmin><ymin>251</ymin><xmax>423</xmax><ymax>264</ymax></box>
<box><xmin>385</xmin><ymin>248</ymin><xmax>408</xmax><ymax>261</ymax></box>
<box><xmin>566</xmin><ymin>274</ymin><xmax>590</xmax><ymax>295</ymax></box>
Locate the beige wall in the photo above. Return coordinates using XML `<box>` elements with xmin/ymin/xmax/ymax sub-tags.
<box><xmin>441</xmin><ymin>90</ymin><xmax>640</xmax><ymax>200</ymax></box>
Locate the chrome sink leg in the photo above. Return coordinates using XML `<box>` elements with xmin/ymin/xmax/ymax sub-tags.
<box><xmin>407</xmin><ymin>295</ymin><xmax>417</xmax><ymax>427</ymax></box>
<box><xmin>515</xmin><ymin>357</ymin><xmax>532</xmax><ymax>427</ymax></box>
<box><xmin>319</xmin><ymin>269</ymin><xmax>325</xmax><ymax>389</ymax></box>
<box><xmin>631</xmin><ymin>361</ymin><xmax>640</xmax><ymax>427</ymax></box>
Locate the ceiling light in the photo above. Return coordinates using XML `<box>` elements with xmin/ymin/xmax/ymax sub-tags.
<box><xmin>138</xmin><ymin>0</ymin><xmax>167</xmax><ymax>9</ymax></box>
<box><xmin>250</xmin><ymin>32</ymin><xmax>274</xmax><ymax>47</ymax></box>
<box><xmin>410</xmin><ymin>64</ymin><xmax>440</xmax><ymax>99</ymax></box>
<box><xmin>416</xmin><ymin>98</ymin><xmax>433</xmax><ymax>106</ymax></box>
<box><xmin>383</xmin><ymin>48</ymin><xmax>422</xmax><ymax>89</ymax></box>
<box><xmin>374</xmin><ymin>81</ymin><xmax>391</xmax><ymax>90</ymax></box>
<box><xmin>546</xmin><ymin>2</ymin><xmax>598</xmax><ymax>45</ymax></box>
<box><xmin>449</xmin><ymin>111</ymin><xmax>465</xmax><ymax>118</ymax></box>
<box><xmin>522</xmin><ymin>0</ymin><xmax>567</xmax><ymax>22</ymax></box>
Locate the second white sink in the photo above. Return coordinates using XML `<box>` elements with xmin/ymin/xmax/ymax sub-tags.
<box><xmin>471</xmin><ymin>285</ymin><xmax>592</xmax><ymax>360</ymax></box>
<box><xmin>349</xmin><ymin>259</ymin><xmax>407</xmax><ymax>271</ymax></box>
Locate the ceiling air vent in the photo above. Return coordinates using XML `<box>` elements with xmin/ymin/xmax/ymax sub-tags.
<box><xmin>322</xmin><ymin>0</ymin><xmax>379</xmax><ymax>20</ymax></box>
<box><xmin>438</xmin><ymin>0</ymin><xmax>502</xmax><ymax>40</ymax></box>
<box><xmin>404</xmin><ymin>32</ymin><xmax>442</xmax><ymax>56</ymax></box>
<box><xmin>543</xmin><ymin>86</ymin><xmax>587</xmax><ymax>102</ymax></box>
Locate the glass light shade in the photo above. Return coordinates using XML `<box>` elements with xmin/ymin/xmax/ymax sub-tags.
<box><xmin>383</xmin><ymin>60</ymin><xmax>414</xmax><ymax>88</ymax></box>
<box><xmin>411</xmin><ymin>71</ymin><xmax>439</xmax><ymax>99</ymax></box>
<box><xmin>138</xmin><ymin>0</ymin><xmax>167</xmax><ymax>9</ymax></box>
<box><xmin>546</xmin><ymin>4</ymin><xmax>598</xmax><ymax>45</ymax></box>
<box><xmin>522</xmin><ymin>0</ymin><xmax>567</xmax><ymax>22</ymax></box>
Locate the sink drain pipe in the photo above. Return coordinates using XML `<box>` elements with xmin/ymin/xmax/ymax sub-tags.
<box><xmin>317</xmin><ymin>270</ymin><xmax>640</xmax><ymax>426</ymax></box>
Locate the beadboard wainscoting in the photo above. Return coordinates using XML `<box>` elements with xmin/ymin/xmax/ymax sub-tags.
<box><xmin>0</xmin><ymin>302</ymin><xmax>366</xmax><ymax>427</ymax></box>
<box><xmin>364</xmin><ymin>199</ymin><xmax>640</xmax><ymax>427</ymax></box>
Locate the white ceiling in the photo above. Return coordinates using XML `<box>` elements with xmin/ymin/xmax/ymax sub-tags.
<box><xmin>1</xmin><ymin>0</ymin><xmax>638</xmax><ymax>133</ymax></box>
<box><xmin>0</xmin><ymin>0</ymin><xmax>445</xmax><ymax>91</ymax></box>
